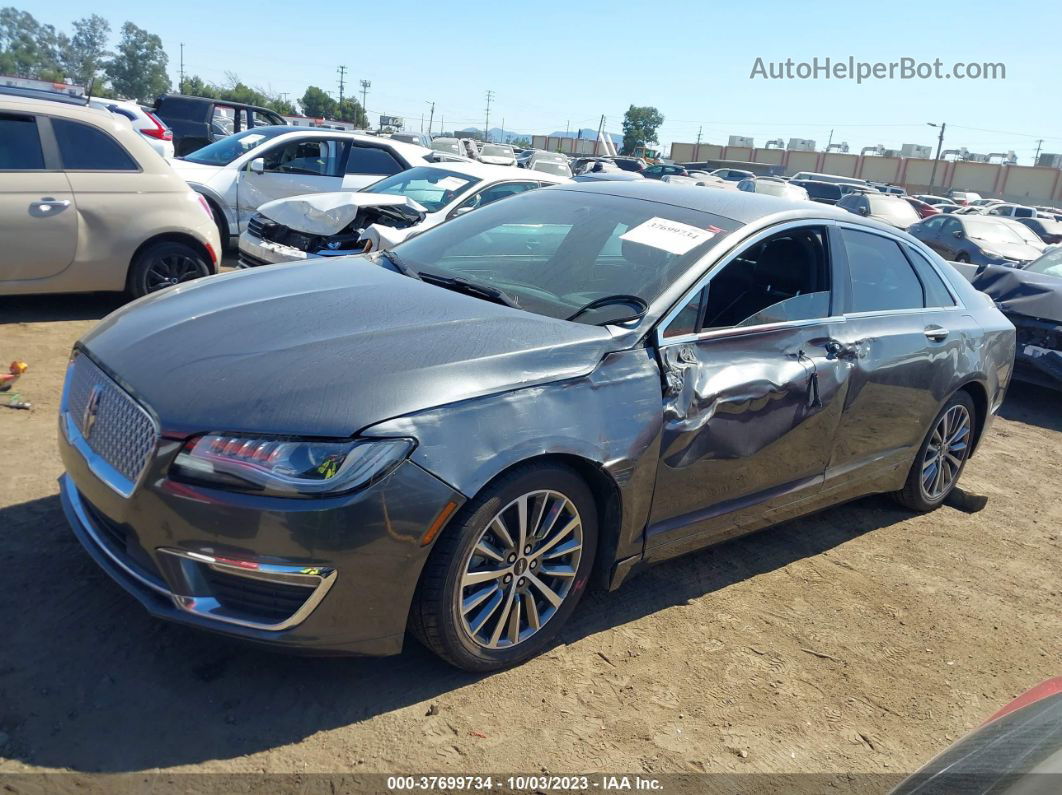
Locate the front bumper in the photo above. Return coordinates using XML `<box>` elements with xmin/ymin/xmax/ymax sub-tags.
<box><xmin>60</xmin><ymin>427</ymin><xmax>464</xmax><ymax>656</ymax></box>
<box><xmin>237</xmin><ymin>232</ymin><xmax>311</xmax><ymax>268</ymax></box>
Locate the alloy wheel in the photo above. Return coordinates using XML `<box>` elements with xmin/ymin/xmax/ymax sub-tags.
<box><xmin>145</xmin><ymin>254</ymin><xmax>206</xmax><ymax>292</ymax></box>
<box><xmin>921</xmin><ymin>404</ymin><xmax>971</xmax><ymax>500</ymax></box>
<box><xmin>457</xmin><ymin>489</ymin><xmax>583</xmax><ymax>650</ymax></box>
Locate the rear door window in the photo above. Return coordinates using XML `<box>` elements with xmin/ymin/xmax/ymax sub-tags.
<box><xmin>841</xmin><ymin>229</ymin><xmax>925</xmax><ymax>312</ymax></box>
<box><xmin>52</xmin><ymin>118</ymin><xmax>138</xmax><ymax>171</ymax></box>
<box><xmin>0</xmin><ymin>114</ymin><xmax>45</xmax><ymax>170</ymax></box>
<box><xmin>346</xmin><ymin>145</ymin><xmax>404</xmax><ymax>176</ymax></box>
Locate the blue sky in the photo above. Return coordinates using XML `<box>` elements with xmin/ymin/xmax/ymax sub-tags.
<box><xmin>36</xmin><ymin>0</ymin><xmax>1059</xmax><ymax>162</ymax></box>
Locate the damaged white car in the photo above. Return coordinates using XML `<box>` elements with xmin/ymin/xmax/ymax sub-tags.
<box><xmin>237</xmin><ymin>162</ymin><xmax>569</xmax><ymax>266</ymax></box>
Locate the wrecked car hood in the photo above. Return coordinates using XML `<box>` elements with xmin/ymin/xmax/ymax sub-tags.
<box><xmin>80</xmin><ymin>258</ymin><xmax>614</xmax><ymax>438</ymax></box>
<box><xmin>972</xmin><ymin>265</ymin><xmax>1062</xmax><ymax>323</ymax></box>
<box><xmin>259</xmin><ymin>192</ymin><xmax>427</xmax><ymax>236</ymax></box>
<box><xmin>972</xmin><ymin>239</ymin><xmax>1043</xmax><ymax>262</ymax></box>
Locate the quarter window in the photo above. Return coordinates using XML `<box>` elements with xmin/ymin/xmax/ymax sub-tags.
<box><xmin>52</xmin><ymin>119</ymin><xmax>137</xmax><ymax>171</ymax></box>
<box><xmin>905</xmin><ymin>247</ymin><xmax>956</xmax><ymax>307</ymax></box>
<box><xmin>0</xmin><ymin>114</ymin><xmax>45</xmax><ymax>170</ymax></box>
<box><xmin>346</xmin><ymin>145</ymin><xmax>404</xmax><ymax>176</ymax></box>
<box><xmin>841</xmin><ymin>229</ymin><xmax>924</xmax><ymax>312</ymax></box>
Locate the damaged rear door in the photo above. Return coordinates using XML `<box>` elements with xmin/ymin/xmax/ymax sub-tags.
<box><xmin>645</xmin><ymin>221</ymin><xmax>853</xmax><ymax>560</ymax></box>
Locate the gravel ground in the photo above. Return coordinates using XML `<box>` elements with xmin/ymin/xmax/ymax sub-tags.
<box><xmin>1</xmin><ymin>291</ymin><xmax>1059</xmax><ymax>789</ymax></box>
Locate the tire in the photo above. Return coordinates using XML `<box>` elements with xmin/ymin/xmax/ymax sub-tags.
<box><xmin>410</xmin><ymin>462</ymin><xmax>598</xmax><ymax>672</ymax></box>
<box><xmin>128</xmin><ymin>240</ymin><xmax>211</xmax><ymax>298</ymax></box>
<box><xmin>894</xmin><ymin>391</ymin><xmax>976</xmax><ymax>512</ymax></box>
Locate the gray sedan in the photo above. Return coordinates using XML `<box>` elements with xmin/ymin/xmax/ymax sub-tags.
<box><xmin>59</xmin><ymin>181</ymin><xmax>1015</xmax><ymax>671</ymax></box>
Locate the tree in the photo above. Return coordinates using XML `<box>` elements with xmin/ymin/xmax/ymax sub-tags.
<box><xmin>180</xmin><ymin>74</ymin><xmax>215</xmax><ymax>97</ymax></box>
<box><xmin>0</xmin><ymin>7</ymin><xmax>64</xmax><ymax>78</ymax></box>
<box><xmin>62</xmin><ymin>14</ymin><xmax>109</xmax><ymax>90</ymax></box>
<box><xmin>335</xmin><ymin>97</ymin><xmax>367</xmax><ymax>127</ymax></box>
<box><xmin>300</xmin><ymin>85</ymin><xmax>336</xmax><ymax>118</ymax></box>
<box><xmin>621</xmin><ymin>105</ymin><xmax>664</xmax><ymax>155</ymax></box>
<box><xmin>105</xmin><ymin>21</ymin><xmax>169</xmax><ymax>102</ymax></box>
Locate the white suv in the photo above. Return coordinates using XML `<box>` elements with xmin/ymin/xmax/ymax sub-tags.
<box><xmin>88</xmin><ymin>97</ymin><xmax>175</xmax><ymax>160</ymax></box>
<box><xmin>169</xmin><ymin>128</ymin><xmax>433</xmax><ymax>248</ymax></box>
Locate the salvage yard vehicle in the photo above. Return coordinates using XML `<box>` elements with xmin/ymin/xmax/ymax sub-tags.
<box><xmin>237</xmin><ymin>162</ymin><xmax>569</xmax><ymax>265</ymax></box>
<box><xmin>430</xmin><ymin>137</ymin><xmax>464</xmax><ymax>157</ymax></box>
<box><xmin>837</xmin><ymin>192</ymin><xmax>921</xmax><ymax>230</ymax></box>
<box><xmin>526</xmin><ymin>151</ymin><xmax>573</xmax><ymax>178</ymax></box>
<box><xmin>791</xmin><ymin>178</ymin><xmax>844</xmax><ymax>205</ymax></box>
<box><xmin>905</xmin><ymin>196</ymin><xmax>942</xmax><ymax>219</ymax></box>
<box><xmin>170</xmin><ymin>127</ymin><xmax>432</xmax><ymax>248</ymax></box>
<box><xmin>86</xmin><ymin>98</ymin><xmax>175</xmax><ymax>160</ymax></box>
<box><xmin>0</xmin><ymin>95</ymin><xmax>220</xmax><ymax>297</ymax></box>
<box><xmin>153</xmin><ymin>94</ymin><xmax>287</xmax><ymax>157</ymax></box>
<box><xmin>477</xmin><ymin>143</ymin><xmax>517</xmax><ymax>166</ymax></box>
<box><xmin>948</xmin><ymin>190</ymin><xmax>982</xmax><ymax>206</ymax></box>
<box><xmin>949</xmin><ymin>249</ymin><xmax>1062</xmax><ymax>389</ymax></box>
<box><xmin>1017</xmin><ymin>216</ymin><xmax>1062</xmax><ymax>245</ymax></box>
<box><xmin>737</xmin><ymin>176</ymin><xmax>810</xmax><ymax>201</ymax></box>
<box><xmin>58</xmin><ymin>181</ymin><xmax>1014</xmax><ymax>671</ymax></box>
<box><xmin>909</xmin><ymin>214</ymin><xmax>1045</xmax><ymax>267</ymax></box>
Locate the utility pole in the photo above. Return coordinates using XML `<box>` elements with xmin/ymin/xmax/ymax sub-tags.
<box><xmin>1034</xmin><ymin>139</ymin><xmax>1044</xmax><ymax>165</ymax></box>
<box><xmin>337</xmin><ymin>65</ymin><xmax>347</xmax><ymax>104</ymax></box>
<box><xmin>484</xmin><ymin>90</ymin><xmax>494</xmax><ymax>142</ymax></box>
<box><xmin>827</xmin><ymin>128</ymin><xmax>834</xmax><ymax>149</ymax></box>
<box><xmin>565</xmin><ymin>120</ymin><xmax>570</xmax><ymax>137</ymax></box>
<box><xmin>500</xmin><ymin>117</ymin><xmax>505</xmax><ymax>143</ymax></box>
<box><xmin>594</xmin><ymin>114</ymin><xmax>605</xmax><ymax>155</ymax></box>
<box><xmin>420</xmin><ymin>113</ymin><xmax>423</xmax><ymax>133</ymax></box>
<box><xmin>927</xmin><ymin>122</ymin><xmax>946</xmax><ymax>193</ymax></box>
<box><xmin>427</xmin><ymin>101</ymin><xmax>435</xmax><ymax>135</ymax></box>
<box><xmin>179</xmin><ymin>43</ymin><xmax>185</xmax><ymax>93</ymax></box>
<box><xmin>360</xmin><ymin>79</ymin><xmax>370</xmax><ymax>113</ymax></box>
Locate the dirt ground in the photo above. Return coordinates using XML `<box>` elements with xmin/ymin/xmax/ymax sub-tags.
<box><xmin>1</xmin><ymin>291</ymin><xmax>1059</xmax><ymax>788</ymax></box>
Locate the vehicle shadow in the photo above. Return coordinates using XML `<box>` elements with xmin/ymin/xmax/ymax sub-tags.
<box><xmin>998</xmin><ymin>380</ymin><xmax>1061</xmax><ymax>433</ymax></box>
<box><xmin>0</xmin><ymin>293</ymin><xmax>127</xmax><ymax>324</ymax></box>
<box><xmin>0</xmin><ymin>492</ymin><xmax>910</xmax><ymax>772</ymax></box>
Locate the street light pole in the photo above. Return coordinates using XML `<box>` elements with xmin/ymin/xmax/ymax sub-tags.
<box><xmin>927</xmin><ymin>122</ymin><xmax>946</xmax><ymax>194</ymax></box>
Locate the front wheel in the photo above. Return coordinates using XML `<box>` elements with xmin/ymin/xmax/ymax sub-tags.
<box><xmin>128</xmin><ymin>241</ymin><xmax>211</xmax><ymax>298</ymax></box>
<box><xmin>894</xmin><ymin>391</ymin><xmax>975</xmax><ymax>511</ymax></box>
<box><xmin>410</xmin><ymin>463</ymin><xmax>598</xmax><ymax>671</ymax></box>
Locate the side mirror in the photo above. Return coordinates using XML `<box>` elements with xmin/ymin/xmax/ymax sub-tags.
<box><xmin>451</xmin><ymin>206</ymin><xmax>475</xmax><ymax>218</ymax></box>
<box><xmin>859</xmin><ymin>206</ymin><xmax>870</xmax><ymax>216</ymax></box>
<box><xmin>249</xmin><ymin>157</ymin><xmax>265</xmax><ymax>175</ymax></box>
<box><xmin>953</xmin><ymin>229</ymin><xmax>964</xmax><ymax>239</ymax></box>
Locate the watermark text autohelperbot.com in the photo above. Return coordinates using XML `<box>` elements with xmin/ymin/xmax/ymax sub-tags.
<box><xmin>750</xmin><ymin>56</ymin><xmax>1005</xmax><ymax>83</ymax></box>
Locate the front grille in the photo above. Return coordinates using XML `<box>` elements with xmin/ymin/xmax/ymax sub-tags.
<box><xmin>238</xmin><ymin>250</ymin><xmax>270</xmax><ymax>268</ymax></box>
<box><xmin>203</xmin><ymin>567</ymin><xmax>316</xmax><ymax>623</ymax></box>
<box><xmin>246</xmin><ymin>213</ymin><xmax>269</xmax><ymax>239</ymax></box>
<box><xmin>65</xmin><ymin>355</ymin><xmax>158</xmax><ymax>489</ymax></box>
<box><xmin>82</xmin><ymin>498</ymin><xmax>165</xmax><ymax>583</ymax></box>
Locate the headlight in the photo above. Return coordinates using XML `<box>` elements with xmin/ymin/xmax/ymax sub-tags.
<box><xmin>171</xmin><ymin>434</ymin><xmax>415</xmax><ymax>496</ymax></box>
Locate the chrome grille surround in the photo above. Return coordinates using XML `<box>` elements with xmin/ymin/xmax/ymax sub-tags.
<box><xmin>61</xmin><ymin>353</ymin><xmax>159</xmax><ymax>497</ymax></box>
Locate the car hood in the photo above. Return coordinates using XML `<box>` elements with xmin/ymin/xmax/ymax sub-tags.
<box><xmin>258</xmin><ymin>192</ymin><xmax>427</xmax><ymax>236</ymax></box>
<box><xmin>972</xmin><ymin>238</ymin><xmax>1043</xmax><ymax>262</ymax></box>
<box><xmin>971</xmin><ymin>265</ymin><xmax>1062</xmax><ymax>323</ymax></box>
<box><xmin>170</xmin><ymin>159</ymin><xmax>227</xmax><ymax>184</ymax></box>
<box><xmin>80</xmin><ymin>259</ymin><xmax>614</xmax><ymax>438</ymax></box>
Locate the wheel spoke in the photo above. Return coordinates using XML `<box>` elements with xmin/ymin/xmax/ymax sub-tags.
<box><xmin>523</xmin><ymin>591</ymin><xmax>541</xmax><ymax>631</ymax></box>
<box><xmin>468</xmin><ymin>589</ymin><xmax>504</xmax><ymax>635</ymax></box>
<box><xmin>531</xmin><ymin>517</ymin><xmax>579</xmax><ymax>560</ymax></box>
<box><xmin>462</xmin><ymin>566</ymin><xmax>508</xmax><ymax>587</ymax></box>
<box><xmin>542</xmin><ymin>538</ymin><xmax>581</xmax><ymax>560</ymax></box>
<box><xmin>462</xmin><ymin>584</ymin><xmax>499</xmax><ymax>615</ymax></box>
<box><xmin>489</xmin><ymin>516</ymin><xmax>516</xmax><ymax>550</ymax></box>
<box><xmin>534</xmin><ymin>496</ymin><xmax>564</xmax><ymax>542</ymax></box>
<box><xmin>507</xmin><ymin>593</ymin><xmax>523</xmax><ymax>645</ymax></box>
<box><xmin>474</xmin><ymin>539</ymin><xmax>506</xmax><ymax>564</ymax></box>
<box><xmin>526</xmin><ymin>572</ymin><xmax>563</xmax><ymax>608</ymax></box>
<box><xmin>489</xmin><ymin>587</ymin><xmax>517</xmax><ymax>647</ymax></box>
<box><xmin>516</xmin><ymin>494</ymin><xmax>529</xmax><ymax>552</ymax></box>
<box><xmin>539</xmin><ymin>564</ymin><xmax>576</xmax><ymax>578</ymax></box>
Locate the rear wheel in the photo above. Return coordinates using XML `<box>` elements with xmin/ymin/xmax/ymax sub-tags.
<box><xmin>894</xmin><ymin>391</ymin><xmax>975</xmax><ymax>511</ymax></box>
<box><xmin>410</xmin><ymin>463</ymin><xmax>597</xmax><ymax>671</ymax></box>
<box><xmin>129</xmin><ymin>241</ymin><xmax>211</xmax><ymax>298</ymax></box>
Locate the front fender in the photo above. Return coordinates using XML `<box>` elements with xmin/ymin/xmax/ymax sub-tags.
<box><xmin>364</xmin><ymin>347</ymin><xmax>664</xmax><ymax>562</ymax></box>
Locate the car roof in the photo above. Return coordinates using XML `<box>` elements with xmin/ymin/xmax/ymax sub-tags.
<box><xmin>419</xmin><ymin>160</ymin><xmax>569</xmax><ymax>184</ymax></box>
<box><xmin>1</xmin><ymin>94</ymin><xmax>116</xmax><ymax>121</ymax></box>
<box><xmin>242</xmin><ymin>125</ymin><xmax>431</xmax><ymax>157</ymax></box>
<box><xmin>553</xmin><ymin>179</ymin><xmax>859</xmax><ymax>225</ymax></box>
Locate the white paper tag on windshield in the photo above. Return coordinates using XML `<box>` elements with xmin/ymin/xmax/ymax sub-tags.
<box><xmin>436</xmin><ymin>176</ymin><xmax>467</xmax><ymax>190</ymax></box>
<box><xmin>620</xmin><ymin>217</ymin><xmax>716</xmax><ymax>255</ymax></box>
<box><xmin>242</xmin><ymin>133</ymin><xmax>265</xmax><ymax>145</ymax></box>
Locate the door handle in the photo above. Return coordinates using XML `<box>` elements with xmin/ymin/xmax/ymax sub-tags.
<box><xmin>823</xmin><ymin>339</ymin><xmax>860</xmax><ymax>360</ymax></box>
<box><xmin>32</xmin><ymin>198</ymin><xmax>71</xmax><ymax>212</ymax></box>
<box><xmin>924</xmin><ymin>325</ymin><xmax>949</xmax><ymax>342</ymax></box>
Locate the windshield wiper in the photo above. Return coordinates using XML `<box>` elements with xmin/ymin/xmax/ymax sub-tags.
<box><xmin>418</xmin><ymin>271</ymin><xmax>520</xmax><ymax>309</ymax></box>
<box><xmin>380</xmin><ymin>251</ymin><xmax>421</xmax><ymax>280</ymax></box>
<box><xmin>566</xmin><ymin>294</ymin><xmax>648</xmax><ymax>324</ymax></box>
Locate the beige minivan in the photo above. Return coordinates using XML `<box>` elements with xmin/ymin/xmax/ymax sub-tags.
<box><xmin>0</xmin><ymin>96</ymin><xmax>221</xmax><ymax>297</ymax></box>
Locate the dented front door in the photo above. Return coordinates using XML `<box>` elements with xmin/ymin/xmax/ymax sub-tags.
<box><xmin>646</xmin><ymin>321</ymin><xmax>850</xmax><ymax>558</ymax></box>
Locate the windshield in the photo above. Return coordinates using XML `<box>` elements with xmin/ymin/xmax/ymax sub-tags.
<box><xmin>803</xmin><ymin>182</ymin><xmax>841</xmax><ymax>199</ymax></box>
<box><xmin>431</xmin><ymin>139</ymin><xmax>462</xmax><ymax>155</ymax></box>
<box><xmin>389</xmin><ymin>189</ymin><xmax>737</xmax><ymax>324</ymax></box>
<box><xmin>758</xmin><ymin>181</ymin><xmax>805</xmax><ymax>200</ymax></box>
<box><xmin>964</xmin><ymin>218</ymin><xmax>1034</xmax><ymax>245</ymax></box>
<box><xmin>363</xmin><ymin>167</ymin><xmax>479</xmax><ymax>213</ymax></box>
<box><xmin>1026</xmin><ymin>248</ymin><xmax>1062</xmax><ymax>278</ymax></box>
<box><xmin>481</xmin><ymin>145</ymin><xmax>513</xmax><ymax>158</ymax></box>
<box><xmin>1002</xmin><ymin>221</ymin><xmax>1045</xmax><ymax>246</ymax></box>
<box><xmin>179</xmin><ymin>127</ymin><xmax>291</xmax><ymax>165</ymax></box>
<box><xmin>869</xmin><ymin>196</ymin><xmax>920</xmax><ymax>225</ymax></box>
